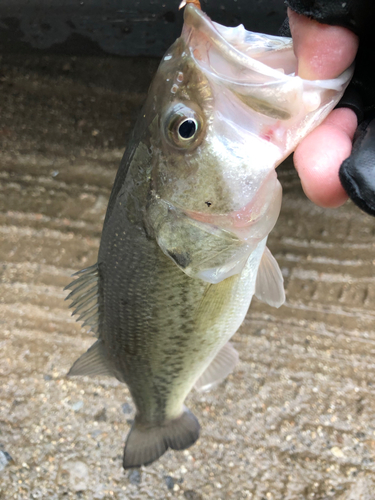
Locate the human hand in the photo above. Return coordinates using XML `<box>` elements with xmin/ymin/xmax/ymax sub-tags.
<box><xmin>287</xmin><ymin>8</ymin><xmax>359</xmax><ymax>208</ymax></box>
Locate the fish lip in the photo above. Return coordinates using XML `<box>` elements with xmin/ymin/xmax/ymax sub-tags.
<box><xmin>183</xmin><ymin>4</ymin><xmax>354</xmax><ymax>89</ymax></box>
<box><xmin>182</xmin><ymin>4</ymin><xmax>292</xmax><ymax>82</ymax></box>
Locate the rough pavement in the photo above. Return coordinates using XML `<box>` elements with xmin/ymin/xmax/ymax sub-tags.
<box><xmin>0</xmin><ymin>53</ymin><xmax>375</xmax><ymax>499</ymax></box>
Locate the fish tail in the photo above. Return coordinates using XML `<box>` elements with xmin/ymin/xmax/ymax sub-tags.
<box><xmin>123</xmin><ymin>407</ymin><xmax>200</xmax><ymax>469</ymax></box>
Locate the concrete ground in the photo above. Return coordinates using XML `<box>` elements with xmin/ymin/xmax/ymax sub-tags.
<box><xmin>0</xmin><ymin>52</ymin><xmax>375</xmax><ymax>500</ymax></box>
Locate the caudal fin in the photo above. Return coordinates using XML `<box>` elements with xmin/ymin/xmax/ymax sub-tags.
<box><xmin>123</xmin><ymin>408</ymin><xmax>200</xmax><ymax>469</ymax></box>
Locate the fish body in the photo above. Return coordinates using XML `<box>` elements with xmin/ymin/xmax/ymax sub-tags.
<box><xmin>66</xmin><ymin>4</ymin><xmax>352</xmax><ymax>468</ymax></box>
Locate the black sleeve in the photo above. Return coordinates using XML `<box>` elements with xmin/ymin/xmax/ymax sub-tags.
<box><xmin>285</xmin><ymin>0</ymin><xmax>375</xmax><ymax>36</ymax></box>
<box><xmin>284</xmin><ymin>0</ymin><xmax>375</xmax><ymax>216</ymax></box>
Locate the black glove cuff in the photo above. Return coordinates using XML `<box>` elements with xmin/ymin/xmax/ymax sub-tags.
<box><xmin>285</xmin><ymin>0</ymin><xmax>375</xmax><ymax>36</ymax></box>
<box><xmin>335</xmin><ymin>85</ymin><xmax>364</xmax><ymax>124</ymax></box>
<box><xmin>339</xmin><ymin>116</ymin><xmax>375</xmax><ymax>216</ymax></box>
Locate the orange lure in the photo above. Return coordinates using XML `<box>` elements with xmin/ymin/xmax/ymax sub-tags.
<box><xmin>179</xmin><ymin>0</ymin><xmax>201</xmax><ymax>10</ymax></box>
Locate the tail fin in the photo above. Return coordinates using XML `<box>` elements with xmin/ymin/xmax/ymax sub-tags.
<box><xmin>123</xmin><ymin>408</ymin><xmax>200</xmax><ymax>469</ymax></box>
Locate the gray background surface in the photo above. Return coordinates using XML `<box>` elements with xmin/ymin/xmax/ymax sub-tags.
<box><xmin>0</xmin><ymin>0</ymin><xmax>286</xmax><ymax>57</ymax></box>
<box><xmin>1</xmin><ymin>33</ymin><xmax>375</xmax><ymax>500</ymax></box>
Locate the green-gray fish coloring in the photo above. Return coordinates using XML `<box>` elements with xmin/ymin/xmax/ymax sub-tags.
<box><xmin>65</xmin><ymin>4</ymin><xmax>352</xmax><ymax>469</ymax></box>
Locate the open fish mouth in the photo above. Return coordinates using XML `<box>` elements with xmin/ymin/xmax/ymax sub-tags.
<box><xmin>183</xmin><ymin>4</ymin><xmax>296</xmax><ymax>82</ymax></box>
<box><xmin>182</xmin><ymin>3</ymin><xmax>353</xmax><ymax>156</ymax></box>
<box><xmin>183</xmin><ymin>4</ymin><xmax>352</xmax><ymax>87</ymax></box>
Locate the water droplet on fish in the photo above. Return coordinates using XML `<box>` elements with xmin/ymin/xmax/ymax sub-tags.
<box><xmin>303</xmin><ymin>91</ymin><xmax>321</xmax><ymax>112</ymax></box>
<box><xmin>273</xmin><ymin>126</ymin><xmax>285</xmax><ymax>143</ymax></box>
<box><xmin>164</xmin><ymin>55</ymin><xmax>172</xmax><ymax>61</ymax></box>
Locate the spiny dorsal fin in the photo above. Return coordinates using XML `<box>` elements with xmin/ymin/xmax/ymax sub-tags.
<box><xmin>64</xmin><ymin>263</ymin><xmax>100</xmax><ymax>336</ymax></box>
<box><xmin>255</xmin><ymin>246</ymin><xmax>285</xmax><ymax>308</ymax></box>
<box><xmin>194</xmin><ymin>342</ymin><xmax>239</xmax><ymax>392</ymax></box>
<box><xmin>67</xmin><ymin>340</ymin><xmax>113</xmax><ymax>378</ymax></box>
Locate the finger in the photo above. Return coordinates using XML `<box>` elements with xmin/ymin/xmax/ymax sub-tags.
<box><xmin>287</xmin><ymin>9</ymin><xmax>359</xmax><ymax>207</ymax></box>
<box><xmin>287</xmin><ymin>8</ymin><xmax>358</xmax><ymax>80</ymax></box>
<box><xmin>293</xmin><ymin>108</ymin><xmax>358</xmax><ymax>207</ymax></box>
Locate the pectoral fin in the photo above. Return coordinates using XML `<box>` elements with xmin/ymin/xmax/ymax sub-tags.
<box><xmin>255</xmin><ymin>246</ymin><xmax>285</xmax><ymax>308</ymax></box>
<box><xmin>195</xmin><ymin>342</ymin><xmax>239</xmax><ymax>392</ymax></box>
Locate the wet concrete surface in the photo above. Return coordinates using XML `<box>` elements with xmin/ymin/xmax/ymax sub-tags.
<box><xmin>1</xmin><ymin>53</ymin><xmax>375</xmax><ymax>499</ymax></box>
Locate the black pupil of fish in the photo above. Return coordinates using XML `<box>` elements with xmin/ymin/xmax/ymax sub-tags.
<box><xmin>178</xmin><ymin>119</ymin><xmax>196</xmax><ymax>139</ymax></box>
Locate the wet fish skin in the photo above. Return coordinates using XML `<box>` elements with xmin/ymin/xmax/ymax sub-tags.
<box><xmin>66</xmin><ymin>4</ymin><xmax>352</xmax><ymax>469</ymax></box>
<box><xmin>67</xmin><ymin>59</ymin><xmax>258</xmax><ymax>467</ymax></box>
<box><xmin>95</xmin><ymin>199</ymin><xmax>265</xmax><ymax>468</ymax></box>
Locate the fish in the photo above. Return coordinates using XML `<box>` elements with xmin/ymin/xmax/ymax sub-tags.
<box><xmin>65</xmin><ymin>1</ymin><xmax>352</xmax><ymax>469</ymax></box>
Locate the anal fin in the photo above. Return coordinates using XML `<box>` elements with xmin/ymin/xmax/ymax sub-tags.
<box><xmin>255</xmin><ymin>246</ymin><xmax>285</xmax><ymax>308</ymax></box>
<box><xmin>194</xmin><ymin>342</ymin><xmax>239</xmax><ymax>392</ymax></box>
<box><xmin>67</xmin><ymin>340</ymin><xmax>113</xmax><ymax>378</ymax></box>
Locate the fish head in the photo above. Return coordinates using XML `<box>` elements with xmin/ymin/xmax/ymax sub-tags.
<box><xmin>144</xmin><ymin>5</ymin><xmax>352</xmax><ymax>282</ymax></box>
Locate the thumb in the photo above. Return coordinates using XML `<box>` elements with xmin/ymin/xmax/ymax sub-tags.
<box><xmin>287</xmin><ymin>8</ymin><xmax>358</xmax><ymax>80</ymax></box>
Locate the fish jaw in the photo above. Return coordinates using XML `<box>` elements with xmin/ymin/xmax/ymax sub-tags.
<box><xmin>182</xmin><ymin>4</ymin><xmax>353</xmax><ymax>163</ymax></box>
<box><xmin>146</xmin><ymin>173</ymin><xmax>281</xmax><ymax>284</ymax></box>
<box><xmin>183</xmin><ymin>168</ymin><xmax>282</xmax><ymax>241</ymax></box>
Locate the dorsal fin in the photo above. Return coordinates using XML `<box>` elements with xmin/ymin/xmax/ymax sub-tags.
<box><xmin>64</xmin><ymin>263</ymin><xmax>100</xmax><ymax>336</ymax></box>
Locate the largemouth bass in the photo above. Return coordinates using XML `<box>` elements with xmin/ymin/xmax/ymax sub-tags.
<box><xmin>65</xmin><ymin>1</ymin><xmax>352</xmax><ymax>469</ymax></box>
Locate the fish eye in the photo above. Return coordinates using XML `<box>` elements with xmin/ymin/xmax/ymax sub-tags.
<box><xmin>164</xmin><ymin>103</ymin><xmax>204</xmax><ymax>149</ymax></box>
<box><xmin>178</xmin><ymin>119</ymin><xmax>197</xmax><ymax>140</ymax></box>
